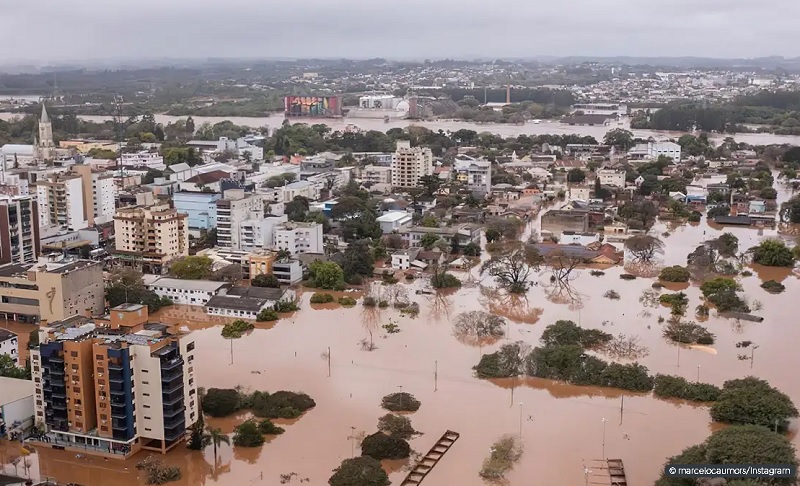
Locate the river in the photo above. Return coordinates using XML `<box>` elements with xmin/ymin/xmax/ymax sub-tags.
<box><xmin>2</xmin><ymin>111</ymin><xmax>800</xmax><ymax>146</ymax></box>
<box><xmin>2</xmin><ymin>185</ymin><xmax>800</xmax><ymax>485</ymax></box>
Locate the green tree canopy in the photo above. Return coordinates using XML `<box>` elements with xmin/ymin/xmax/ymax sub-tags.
<box><xmin>170</xmin><ymin>256</ymin><xmax>214</xmax><ymax>279</ymax></box>
<box><xmin>328</xmin><ymin>456</ymin><xmax>390</xmax><ymax>486</ymax></box>
<box><xmin>710</xmin><ymin>377</ymin><xmax>798</xmax><ymax>431</ymax></box>
<box><xmin>308</xmin><ymin>261</ymin><xmax>345</xmax><ymax>290</ymax></box>
<box><xmin>750</xmin><ymin>239</ymin><xmax>795</xmax><ymax>267</ymax></box>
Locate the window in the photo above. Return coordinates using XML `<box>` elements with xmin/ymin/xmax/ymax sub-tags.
<box><xmin>99</xmin><ymin>403</ymin><xmax>106</xmax><ymax>409</ymax></box>
<box><xmin>145</xmin><ymin>427</ymin><xmax>152</xmax><ymax>431</ymax></box>
<box><xmin>75</xmin><ymin>399</ymin><xmax>81</xmax><ymax>405</ymax></box>
<box><xmin>144</xmin><ymin>416</ymin><xmax>151</xmax><ymax>420</ymax></box>
<box><xmin>96</xmin><ymin>354</ymin><xmax>103</xmax><ymax>360</ymax></box>
<box><xmin>75</xmin><ymin>411</ymin><xmax>82</xmax><ymax>417</ymax></box>
<box><xmin>142</xmin><ymin>369</ymin><xmax>148</xmax><ymax>373</ymax></box>
<box><xmin>70</xmin><ymin>351</ymin><xmax>78</xmax><ymax>357</ymax></box>
<box><xmin>101</xmin><ymin>426</ymin><xmax>108</xmax><ymax>432</ymax></box>
<box><xmin>142</xmin><ymin>381</ymin><xmax>149</xmax><ymax>385</ymax></box>
<box><xmin>186</xmin><ymin>342</ymin><xmax>195</xmax><ymax>352</ymax></box>
<box><xmin>71</xmin><ymin>365</ymin><xmax>78</xmax><ymax>371</ymax></box>
<box><xmin>36</xmin><ymin>400</ymin><xmax>42</xmax><ymax>406</ymax></box>
<box><xmin>72</xmin><ymin>386</ymin><xmax>80</xmax><ymax>393</ymax></box>
<box><xmin>143</xmin><ymin>393</ymin><xmax>150</xmax><ymax>397</ymax></box>
<box><xmin>76</xmin><ymin>422</ymin><xmax>83</xmax><ymax>428</ymax></box>
<box><xmin>143</xmin><ymin>404</ymin><xmax>150</xmax><ymax>408</ymax></box>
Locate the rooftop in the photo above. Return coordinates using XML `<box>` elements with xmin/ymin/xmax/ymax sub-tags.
<box><xmin>377</xmin><ymin>211</ymin><xmax>412</xmax><ymax>223</ymax></box>
<box><xmin>0</xmin><ymin>328</ymin><xmax>17</xmax><ymax>341</ymax></box>
<box><xmin>146</xmin><ymin>277</ymin><xmax>229</xmax><ymax>292</ymax></box>
<box><xmin>205</xmin><ymin>295</ymin><xmax>267</xmax><ymax>313</ymax></box>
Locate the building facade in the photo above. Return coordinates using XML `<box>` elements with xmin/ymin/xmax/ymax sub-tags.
<box><xmin>172</xmin><ymin>192</ymin><xmax>221</xmax><ymax>234</ymax></box>
<box><xmin>274</xmin><ymin>222</ymin><xmax>323</xmax><ymax>255</ymax></box>
<box><xmin>35</xmin><ymin>174</ymin><xmax>88</xmax><ymax>231</ymax></box>
<box><xmin>391</xmin><ymin>140</ymin><xmax>433</xmax><ymax>188</ymax></box>
<box><xmin>31</xmin><ymin>305</ymin><xmax>198</xmax><ymax>457</ymax></box>
<box><xmin>0</xmin><ymin>328</ymin><xmax>18</xmax><ymax>365</ymax></box>
<box><xmin>596</xmin><ymin>169</ymin><xmax>626</xmax><ymax>187</ymax></box>
<box><xmin>360</xmin><ymin>165</ymin><xmax>392</xmax><ymax>185</ymax></box>
<box><xmin>0</xmin><ymin>196</ymin><xmax>40</xmax><ymax>264</ymax></box>
<box><xmin>113</xmin><ymin>202</ymin><xmax>189</xmax><ymax>274</ymax></box>
<box><xmin>72</xmin><ymin>165</ymin><xmax>116</xmax><ymax>226</ymax></box>
<box><xmin>145</xmin><ymin>277</ymin><xmax>228</xmax><ymax>306</ymax></box>
<box><xmin>215</xmin><ymin>190</ymin><xmax>267</xmax><ymax>250</ymax></box>
<box><xmin>454</xmin><ymin>159</ymin><xmax>492</xmax><ymax>194</ymax></box>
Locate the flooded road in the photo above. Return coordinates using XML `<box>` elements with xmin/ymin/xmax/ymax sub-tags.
<box><xmin>2</xmin><ymin>111</ymin><xmax>800</xmax><ymax>146</ymax></box>
<box><xmin>4</xmin><ymin>186</ymin><xmax>800</xmax><ymax>486</ymax></box>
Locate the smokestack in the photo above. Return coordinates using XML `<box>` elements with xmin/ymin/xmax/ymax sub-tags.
<box><xmin>506</xmin><ymin>84</ymin><xmax>511</xmax><ymax>104</ymax></box>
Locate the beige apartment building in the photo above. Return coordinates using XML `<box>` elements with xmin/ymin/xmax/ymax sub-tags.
<box><xmin>390</xmin><ymin>140</ymin><xmax>433</xmax><ymax>189</ymax></box>
<box><xmin>113</xmin><ymin>201</ymin><xmax>189</xmax><ymax>274</ymax></box>
<box><xmin>0</xmin><ymin>257</ymin><xmax>105</xmax><ymax>323</ymax></box>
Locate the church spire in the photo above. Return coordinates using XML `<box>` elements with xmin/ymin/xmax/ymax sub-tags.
<box><xmin>41</xmin><ymin>103</ymin><xmax>50</xmax><ymax>123</ymax></box>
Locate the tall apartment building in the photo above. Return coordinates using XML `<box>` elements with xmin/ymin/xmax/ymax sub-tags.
<box><xmin>0</xmin><ymin>195</ymin><xmax>40</xmax><ymax>264</ymax></box>
<box><xmin>215</xmin><ymin>189</ymin><xmax>267</xmax><ymax>250</ymax></box>
<box><xmin>274</xmin><ymin>222</ymin><xmax>323</xmax><ymax>255</ymax></box>
<box><xmin>360</xmin><ymin>165</ymin><xmax>392</xmax><ymax>185</ymax></box>
<box><xmin>454</xmin><ymin>159</ymin><xmax>492</xmax><ymax>195</ymax></box>
<box><xmin>113</xmin><ymin>201</ymin><xmax>189</xmax><ymax>274</ymax></box>
<box><xmin>34</xmin><ymin>166</ymin><xmax>115</xmax><ymax>231</ymax></box>
<box><xmin>0</xmin><ymin>257</ymin><xmax>105</xmax><ymax>323</ymax></box>
<box><xmin>390</xmin><ymin>140</ymin><xmax>433</xmax><ymax>189</ymax></box>
<box><xmin>31</xmin><ymin>304</ymin><xmax>198</xmax><ymax>457</ymax></box>
<box><xmin>72</xmin><ymin>165</ymin><xmax>116</xmax><ymax>225</ymax></box>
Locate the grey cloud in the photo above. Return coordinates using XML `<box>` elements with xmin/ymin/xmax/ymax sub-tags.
<box><xmin>2</xmin><ymin>0</ymin><xmax>799</xmax><ymax>63</ymax></box>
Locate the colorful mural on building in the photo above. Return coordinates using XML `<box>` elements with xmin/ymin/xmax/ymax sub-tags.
<box><xmin>284</xmin><ymin>96</ymin><xmax>342</xmax><ymax>117</ymax></box>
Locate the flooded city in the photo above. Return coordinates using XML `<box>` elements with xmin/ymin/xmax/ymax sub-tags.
<box><xmin>2</xmin><ymin>181</ymin><xmax>799</xmax><ymax>486</ymax></box>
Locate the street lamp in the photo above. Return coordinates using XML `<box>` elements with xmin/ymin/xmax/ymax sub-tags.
<box><xmin>518</xmin><ymin>402</ymin><xmax>523</xmax><ymax>439</ymax></box>
<box><xmin>697</xmin><ymin>364</ymin><xmax>701</xmax><ymax>382</ymax></box>
<box><xmin>601</xmin><ymin>418</ymin><xmax>608</xmax><ymax>459</ymax></box>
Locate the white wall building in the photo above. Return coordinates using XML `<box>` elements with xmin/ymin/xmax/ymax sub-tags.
<box><xmin>391</xmin><ymin>140</ymin><xmax>433</xmax><ymax>188</ymax></box>
<box><xmin>629</xmin><ymin>141</ymin><xmax>682</xmax><ymax>160</ymax></box>
<box><xmin>145</xmin><ymin>277</ymin><xmax>228</xmax><ymax>306</ymax></box>
<box><xmin>377</xmin><ymin>211</ymin><xmax>413</xmax><ymax>234</ymax></box>
<box><xmin>360</xmin><ymin>165</ymin><xmax>392</xmax><ymax>185</ymax></box>
<box><xmin>240</xmin><ymin>215</ymin><xmax>288</xmax><ymax>251</ymax></box>
<box><xmin>215</xmin><ymin>189</ymin><xmax>267</xmax><ymax>250</ymax></box>
<box><xmin>597</xmin><ymin>169</ymin><xmax>626</xmax><ymax>187</ymax></box>
<box><xmin>35</xmin><ymin>174</ymin><xmax>88</xmax><ymax>231</ymax></box>
<box><xmin>281</xmin><ymin>181</ymin><xmax>319</xmax><ymax>202</ymax></box>
<box><xmin>274</xmin><ymin>222</ymin><xmax>323</xmax><ymax>255</ymax></box>
<box><xmin>454</xmin><ymin>159</ymin><xmax>492</xmax><ymax>194</ymax></box>
<box><xmin>0</xmin><ymin>376</ymin><xmax>34</xmax><ymax>439</ymax></box>
<box><xmin>0</xmin><ymin>329</ymin><xmax>18</xmax><ymax>365</ymax></box>
<box><xmin>120</xmin><ymin>152</ymin><xmax>166</xmax><ymax>169</ymax></box>
<box><xmin>217</xmin><ymin>137</ymin><xmax>264</xmax><ymax>162</ymax></box>
<box><xmin>272</xmin><ymin>260</ymin><xmax>303</xmax><ymax>285</ymax></box>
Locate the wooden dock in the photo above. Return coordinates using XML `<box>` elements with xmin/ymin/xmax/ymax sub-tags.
<box><xmin>398</xmin><ymin>430</ymin><xmax>460</xmax><ymax>485</ymax></box>
<box><xmin>586</xmin><ymin>459</ymin><xmax>628</xmax><ymax>486</ymax></box>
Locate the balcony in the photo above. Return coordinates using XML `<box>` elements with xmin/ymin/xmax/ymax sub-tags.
<box><xmin>163</xmin><ymin>404</ymin><xmax>184</xmax><ymax>419</ymax></box>
<box><xmin>160</xmin><ymin>357</ymin><xmax>183</xmax><ymax>372</ymax></box>
<box><xmin>164</xmin><ymin>423</ymin><xmax>186</xmax><ymax>442</ymax></box>
<box><xmin>107</xmin><ymin>362</ymin><xmax>123</xmax><ymax>372</ymax></box>
<box><xmin>48</xmin><ymin>356</ymin><xmax>64</xmax><ymax>364</ymax></box>
<box><xmin>164</xmin><ymin>413</ymin><xmax>185</xmax><ymax>430</ymax></box>
<box><xmin>161</xmin><ymin>368</ymin><xmax>183</xmax><ymax>383</ymax></box>
<box><xmin>111</xmin><ymin>410</ymin><xmax>128</xmax><ymax>420</ymax></box>
<box><xmin>50</xmin><ymin>401</ymin><xmax>67</xmax><ymax>410</ymax></box>
<box><xmin>162</xmin><ymin>392</ymin><xmax>184</xmax><ymax>407</ymax></box>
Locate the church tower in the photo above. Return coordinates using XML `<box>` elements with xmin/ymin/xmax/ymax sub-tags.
<box><xmin>38</xmin><ymin>104</ymin><xmax>55</xmax><ymax>161</ymax></box>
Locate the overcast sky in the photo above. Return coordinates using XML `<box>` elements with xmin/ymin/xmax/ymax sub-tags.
<box><xmin>3</xmin><ymin>0</ymin><xmax>799</xmax><ymax>63</ymax></box>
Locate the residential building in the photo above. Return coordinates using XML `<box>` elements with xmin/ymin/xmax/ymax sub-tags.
<box><xmin>281</xmin><ymin>181</ymin><xmax>319</xmax><ymax>202</ymax></box>
<box><xmin>391</xmin><ymin>249</ymin><xmax>420</xmax><ymax>270</ymax></box>
<box><xmin>0</xmin><ymin>195</ymin><xmax>40</xmax><ymax>265</ymax></box>
<box><xmin>205</xmin><ymin>287</ymin><xmax>295</xmax><ymax>320</ymax></box>
<box><xmin>35</xmin><ymin>174</ymin><xmax>88</xmax><ymax>231</ymax></box>
<box><xmin>113</xmin><ymin>201</ymin><xmax>189</xmax><ymax>274</ymax></box>
<box><xmin>570</xmin><ymin>103</ymin><xmax>627</xmax><ymax>116</ymax></box>
<box><xmin>215</xmin><ymin>190</ymin><xmax>267</xmax><ymax>250</ymax></box>
<box><xmin>0</xmin><ymin>328</ymin><xmax>18</xmax><ymax>365</ymax></box>
<box><xmin>271</xmin><ymin>259</ymin><xmax>303</xmax><ymax>285</ymax></box>
<box><xmin>240</xmin><ymin>216</ymin><xmax>287</xmax><ymax>251</ymax></box>
<box><xmin>377</xmin><ymin>211</ymin><xmax>413</xmax><ymax>234</ymax></box>
<box><xmin>248</xmin><ymin>253</ymin><xmax>277</xmax><ymax>278</ymax></box>
<box><xmin>0</xmin><ymin>257</ymin><xmax>105</xmax><ymax>323</ymax></box>
<box><xmin>119</xmin><ymin>152</ymin><xmax>165</xmax><ymax>168</ymax></box>
<box><xmin>400</xmin><ymin>224</ymin><xmax>481</xmax><ymax>248</ymax></box>
<box><xmin>216</xmin><ymin>137</ymin><xmax>263</xmax><ymax>161</ymax></box>
<box><xmin>560</xmin><ymin>231</ymin><xmax>601</xmax><ymax>246</ymax></box>
<box><xmin>274</xmin><ymin>222</ymin><xmax>323</xmax><ymax>255</ymax></box>
<box><xmin>72</xmin><ymin>165</ymin><xmax>116</xmax><ymax>226</ymax></box>
<box><xmin>172</xmin><ymin>192</ymin><xmax>221</xmax><ymax>235</ymax></box>
<box><xmin>31</xmin><ymin>304</ymin><xmax>198</xmax><ymax>457</ymax></box>
<box><xmin>144</xmin><ymin>277</ymin><xmax>229</xmax><ymax>306</ymax></box>
<box><xmin>360</xmin><ymin>165</ymin><xmax>392</xmax><ymax>185</ymax></box>
<box><xmin>391</xmin><ymin>140</ymin><xmax>433</xmax><ymax>188</ymax></box>
<box><xmin>597</xmin><ymin>169</ymin><xmax>626</xmax><ymax>187</ymax></box>
<box><xmin>0</xmin><ymin>376</ymin><xmax>34</xmax><ymax>440</ymax></box>
<box><xmin>453</xmin><ymin>159</ymin><xmax>492</xmax><ymax>194</ymax></box>
<box><xmin>178</xmin><ymin>170</ymin><xmax>232</xmax><ymax>193</ymax></box>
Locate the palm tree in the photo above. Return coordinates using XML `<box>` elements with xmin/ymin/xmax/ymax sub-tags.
<box><xmin>204</xmin><ymin>426</ymin><xmax>230</xmax><ymax>468</ymax></box>
<box><xmin>276</xmin><ymin>249</ymin><xmax>292</xmax><ymax>262</ymax></box>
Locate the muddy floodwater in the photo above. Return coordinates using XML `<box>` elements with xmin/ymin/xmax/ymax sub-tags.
<box><xmin>4</xmin><ymin>187</ymin><xmax>800</xmax><ymax>485</ymax></box>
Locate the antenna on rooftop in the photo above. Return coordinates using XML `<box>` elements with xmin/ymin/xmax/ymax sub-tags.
<box><xmin>112</xmin><ymin>94</ymin><xmax>125</xmax><ymax>176</ymax></box>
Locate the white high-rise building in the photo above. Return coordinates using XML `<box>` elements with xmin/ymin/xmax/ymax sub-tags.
<box><xmin>390</xmin><ymin>140</ymin><xmax>433</xmax><ymax>189</ymax></box>
<box><xmin>35</xmin><ymin>174</ymin><xmax>88</xmax><ymax>231</ymax></box>
<box><xmin>215</xmin><ymin>189</ymin><xmax>268</xmax><ymax>250</ymax></box>
<box><xmin>274</xmin><ymin>222</ymin><xmax>323</xmax><ymax>255</ymax></box>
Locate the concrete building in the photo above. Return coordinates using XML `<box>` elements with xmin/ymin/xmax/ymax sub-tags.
<box><xmin>629</xmin><ymin>141</ymin><xmax>682</xmax><ymax>160</ymax></box>
<box><xmin>596</xmin><ymin>169</ymin><xmax>626</xmax><ymax>187</ymax></box>
<box><xmin>113</xmin><ymin>201</ymin><xmax>189</xmax><ymax>274</ymax></box>
<box><xmin>72</xmin><ymin>165</ymin><xmax>116</xmax><ymax>226</ymax></box>
<box><xmin>453</xmin><ymin>159</ymin><xmax>492</xmax><ymax>194</ymax></box>
<box><xmin>377</xmin><ymin>211</ymin><xmax>413</xmax><ymax>234</ymax></box>
<box><xmin>119</xmin><ymin>152</ymin><xmax>165</xmax><ymax>168</ymax></box>
<box><xmin>205</xmin><ymin>287</ymin><xmax>294</xmax><ymax>320</ymax></box>
<box><xmin>31</xmin><ymin>305</ymin><xmax>198</xmax><ymax>457</ymax></box>
<box><xmin>570</xmin><ymin>103</ymin><xmax>627</xmax><ymax>116</ymax></box>
<box><xmin>0</xmin><ymin>258</ymin><xmax>105</xmax><ymax>323</ymax></box>
<box><xmin>172</xmin><ymin>192</ymin><xmax>221</xmax><ymax>235</ymax></box>
<box><xmin>391</xmin><ymin>140</ymin><xmax>433</xmax><ymax>188</ymax></box>
<box><xmin>145</xmin><ymin>277</ymin><xmax>228</xmax><ymax>306</ymax></box>
<box><xmin>0</xmin><ymin>328</ymin><xmax>18</xmax><ymax>365</ymax></box>
<box><xmin>360</xmin><ymin>165</ymin><xmax>392</xmax><ymax>185</ymax></box>
<box><xmin>215</xmin><ymin>190</ymin><xmax>268</xmax><ymax>250</ymax></box>
<box><xmin>272</xmin><ymin>259</ymin><xmax>303</xmax><ymax>285</ymax></box>
<box><xmin>35</xmin><ymin>174</ymin><xmax>88</xmax><ymax>231</ymax></box>
<box><xmin>541</xmin><ymin>210</ymin><xmax>590</xmax><ymax>236</ymax></box>
<box><xmin>274</xmin><ymin>222</ymin><xmax>323</xmax><ymax>255</ymax></box>
<box><xmin>0</xmin><ymin>195</ymin><xmax>40</xmax><ymax>265</ymax></box>
<box><xmin>281</xmin><ymin>181</ymin><xmax>318</xmax><ymax>202</ymax></box>
<box><xmin>400</xmin><ymin>224</ymin><xmax>481</xmax><ymax>248</ymax></box>
<box><xmin>216</xmin><ymin>137</ymin><xmax>263</xmax><ymax>162</ymax></box>
<box><xmin>0</xmin><ymin>376</ymin><xmax>34</xmax><ymax>440</ymax></box>
<box><xmin>240</xmin><ymin>216</ymin><xmax>287</xmax><ymax>251</ymax></box>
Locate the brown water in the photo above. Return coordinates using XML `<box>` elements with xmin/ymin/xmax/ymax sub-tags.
<box><xmin>4</xmin><ymin>184</ymin><xmax>800</xmax><ymax>486</ymax></box>
<box><xmin>2</xmin><ymin>111</ymin><xmax>799</xmax><ymax>146</ymax></box>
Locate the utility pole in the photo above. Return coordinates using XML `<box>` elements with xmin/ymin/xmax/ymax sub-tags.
<box><xmin>619</xmin><ymin>396</ymin><xmax>624</xmax><ymax>425</ymax></box>
<box><xmin>434</xmin><ymin>360</ymin><xmax>438</xmax><ymax>392</ymax></box>
<box><xmin>518</xmin><ymin>402</ymin><xmax>523</xmax><ymax>439</ymax></box>
<box><xmin>601</xmin><ymin>418</ymin><xmax>607</xmax><ymax>459</ymax></box>
<box><xmin>327</xmin><ymin>347</ymin><xmax>331</xmax><ymax>377</ymax></box>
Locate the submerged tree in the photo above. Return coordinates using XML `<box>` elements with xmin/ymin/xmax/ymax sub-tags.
<box><xmin>481</xmin><ymin>243</ymin><xmax>543</xmax><ymax>293</ymax></box>
<box><xmin>452</xmin><ymin>310</ymin><xmax>506</xmax><ymax>346</ymax></box>
<box><xmin>625</xmin><ymin>235</ymin><xmax>664</xmax><ymax>264</ymax></box>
